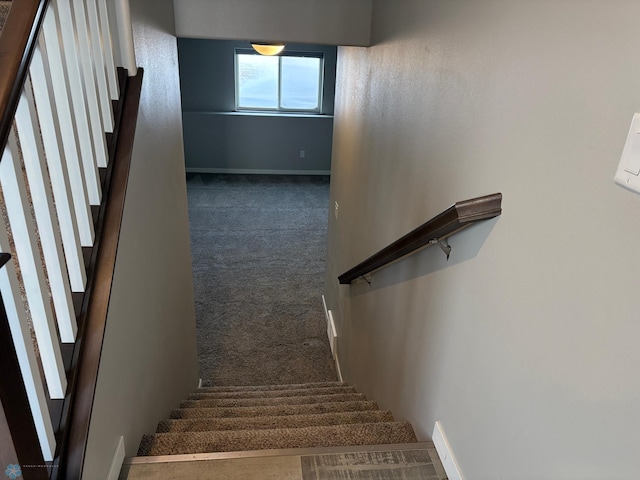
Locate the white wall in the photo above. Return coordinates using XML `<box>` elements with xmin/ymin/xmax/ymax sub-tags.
<box><xmin>83</xmin><ymin>0</ymin><xmax>198</xmax><ymax>477</ymax></box>
<box><xmin>173</xmin><ymin>0</ymin><xmax>372</xmax><ymax>46</ymax></box>
<box><xmin>326</xmin><ymin>1</ymin><xmax>640</xmax><ymax>479</ymax></box>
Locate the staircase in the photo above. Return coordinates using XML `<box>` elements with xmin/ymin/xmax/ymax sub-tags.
<box><xmin>123</xmin><ymin>382</ymin><xmax>447</xmax><ymax>479</ymax></box>
<box><xmin>137</xmin><ymin>381</ymin><xmax>416</xmax><ymax>455</ymax></box>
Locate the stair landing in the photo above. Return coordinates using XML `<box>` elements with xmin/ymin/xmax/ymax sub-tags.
<box><xmin>120</xmin><ymin>442</ymin><xmax>447</xmax><ymax>480</ymax></box>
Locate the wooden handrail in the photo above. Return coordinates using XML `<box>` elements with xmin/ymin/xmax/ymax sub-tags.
<box><xmin>0</xmin><ymin>0</ymin><xmax>49</xmax><ymax>153</ymax></box>
<box><xmin>338</xmin><ymin>193</ymin><xmax>502</xmax><ymax>284</ymax></box>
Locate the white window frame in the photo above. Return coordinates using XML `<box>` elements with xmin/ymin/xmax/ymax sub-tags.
<box><xmin>234</xmin><ymin>49</ymin><xmax>324</xmax><ymax>114</ymax></box>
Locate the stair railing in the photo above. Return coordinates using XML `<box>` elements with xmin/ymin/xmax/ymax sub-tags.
<box><xmin>0</xmin><ymin>0</ymin><xmax>140</xmax><ymax>478</ymax></box>
<box><xmin>338</xmin><ymin>193</ymin><xmax>503</xmax><ymax>284</ymax></box>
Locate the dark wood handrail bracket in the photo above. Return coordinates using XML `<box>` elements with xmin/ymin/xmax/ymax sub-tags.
<box><xmin>0</xmin><ymin>0</ymin><xmax>50</xmax><ymax>153</ymax></box>
<box><xmin>338</xmin><ymin>193</ymin><xmax>502</xmax><ymax>284</ymax></box>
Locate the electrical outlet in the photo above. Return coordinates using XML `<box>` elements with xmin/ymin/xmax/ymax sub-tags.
<box><xmin>300</xmin><ymin>150</ymin><xmax>305</xmax><ymax>158</ymax></box>
<box><xmin>334</xmin><ymin>201</ymin><xmax>339</xmax><ymax>219</ymax></box>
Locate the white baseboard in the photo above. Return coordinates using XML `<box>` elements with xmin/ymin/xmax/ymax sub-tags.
<box><xmin>321</xmin><ymin>295</ymin><xmax>338</xmax><ymax>356</ymax></box>
<box><xmin>322</xmin><ymin>295</ymin><xmax>342</xmax><ymax>382</ymax></box>
<box><xmin>327</xmin><ymin>310</ymin><xmax>337</xmax><ymax>356</ymax></box>
<box><xmin>106</xmin><ymin>436</ymin><xmax>126</xmax><ymax>480</ymax></box>
<box><xmin>186</xmin><ymin>167</ymin><xmax>331</xmax><ymax>176</ymax></box>
<box><xmin>334</xmin><ymin>349</ymin><xmax>343</xmax><ymax>382</ymax></box>
<box><xmin>432</xmin><ymin>421</ymin><xmax>464</xmax><ymax>480</ymax></box>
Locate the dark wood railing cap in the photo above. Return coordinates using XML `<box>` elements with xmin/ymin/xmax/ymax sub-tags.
<box><xmin>338</xmin><ymin>193</ymin><xmax>502</xmax><ymax>284</ymax></box>
<box><xmin>0</xmin><ymin>0</ymin><xmax>49</xmax><ymax>154</ymax></box>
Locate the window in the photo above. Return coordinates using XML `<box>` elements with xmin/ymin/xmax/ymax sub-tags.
<box><xmin>235</xmin><ymin>50</ymin><xmax>324</xmax><ymax>113</ymax></box>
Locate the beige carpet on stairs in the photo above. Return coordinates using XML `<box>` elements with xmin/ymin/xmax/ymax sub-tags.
<box><xmin>0</xmin><ymin>2</ymin><xmax>10</xmax><ymax>30</ymax></box>
<box><xmin>138</xmin><ymin>382</ymin><xmax>418</xmax><ymax>456</ymax></box>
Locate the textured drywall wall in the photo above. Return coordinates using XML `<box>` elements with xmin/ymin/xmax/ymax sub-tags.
<box><xmin>83</xmin><ymin>0</ymin><xmax>198</xmax><ymax>477</ymax></box>
<box><xmin>325</xmin><ymin>1</ymin><xmax>640</xmax><ymax>478</ymax></box>
<box><xmin>178</xmin><ymin>39</ymin><xmax>335</xmax><ymax>173</ymax></box>
<box><xmin>173</xmin><ymin>0</ymin><xmax>372</xmax><ymax>46</ymax></box>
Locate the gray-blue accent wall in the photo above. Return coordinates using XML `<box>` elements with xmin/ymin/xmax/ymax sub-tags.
<box><xmin>178</xmin><ymin>39</ymin><xmax>336</xmax><ymax>174</ymax></box>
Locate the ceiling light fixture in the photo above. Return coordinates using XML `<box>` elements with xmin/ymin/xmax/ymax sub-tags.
<box><xmin>250</xmin><ymin>42</ymin><xmax>286</xmax><ymax>56</ymax></box>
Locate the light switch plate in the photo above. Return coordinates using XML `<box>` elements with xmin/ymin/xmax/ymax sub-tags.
<box><xmin>615</xmin><ymin>113</ymin><xmax>640</xmax><ymax>194</ymax></box>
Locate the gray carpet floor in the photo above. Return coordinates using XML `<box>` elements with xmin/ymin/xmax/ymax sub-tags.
<box><xmin>186</xmin><ymin>174</ymin><xmax>337</xmax><ymax>386</ymax></box>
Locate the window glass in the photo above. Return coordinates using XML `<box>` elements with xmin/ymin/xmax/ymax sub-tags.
<box><xmin>236</xmin><ymin>51</ymin><xmax>323</xmax><ymax>113</ymax></box>
<box><xmin>237</xmin><ymin>54</ymin><xmax>278</xmax><ymax>109</ymax></box>
<box><xmin>281</xmin><ymin>57</ymin><xmax>321</xmax><ymax>110</ymax></box>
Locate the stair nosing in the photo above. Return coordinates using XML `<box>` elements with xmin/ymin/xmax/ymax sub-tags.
<box><xmin>198</xmin><ymin>381</ymin><xmax>346</xmax><ymax>393</ymax></box>
<box><xmin>170</xmin><ymin>400</ymin><xmax>380</xmax><ymax>419</ymax></box>
<box><xmin>125</xmin><ymin>441</ymin><xmax>436</xmax><ymax>464</ymax></box>
<box><xmin>138</xmin><ymin>421</ymin><xmax>417</xmax><ymax>456</ymax></box>
<box><xmin>188</xmin><ymin>386</ymin><xmax>357</xmax><ymax>400</ymax></box>
<box><xmin>157</xmin><ymin>410</ymin><xmax>396</xmax><ymax>433</ymax></box>
<box><xmin>180</xmin><ymin>393</ymin><xmax>366</xmax><ymax>409</ymax></box>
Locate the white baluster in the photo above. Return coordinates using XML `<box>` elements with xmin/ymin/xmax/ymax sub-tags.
<box><xmin>53</xmin><ymin>0</ymin><xmax>102</xmax><ymax>204</ymax></box>
<box><xmin>70</xmin><ymin>0</ymin><xmax>109</xmax><ymax>168</ymax></box>
<box><xmin>0</xmin><ymin>236</ymin><xmax>56</xmax><ymax>461</ymax></box>
<box><xmin>30</xmin><ymin>42</ymin><xmax>87</xmax><ymax>293</ymax></box>
<box><xmin>85</xmin><ymin>0</ymin><xmax>114</xmax><ymax>133</ymax></box>
<box><xmin>40</xmin><ymin>5</ymin><xmax>95</xmax><ymax>247</ymax></box>
<box><xmin>115</xmin><ymin>0</ymin><xmax>137</xmax><ymax>76</ymax></box>
<box><xmin>97</xmin><ymin>0</ymin><xmax>120</xmax><ymax>100</ymax></box>
<box><xmin>14</xmin><ymin>88</ymin><xmax>77</xmax><ymax>343</ymax></box>
<box><xmin>0</xmin><ymin>132</ymin><xmax>67</xmax><ymax>399</ymax></box>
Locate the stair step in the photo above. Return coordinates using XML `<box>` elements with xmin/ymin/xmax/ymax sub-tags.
<box><xmin>170</xmin><ymin>400</ymin><xmax>380</xmax><ymax>419</ymax></box>
<box><xmin>138</xmin><ymin>421</ymin><xmax>417</xmax><ymax>456</ymax></box>
<box><xmin>189</xmin><ymin>385</ymin><xmax>356</xmax><ymax>400</ymax></box>
<box><xmin>198</xmin><ymin>381</ymin><xmax>346</xmax><ymax>393</ymax></box>
<box><xmin>181</xmin><ymin>393</ymin><xmax>366</xmax><ymax>409</ymax></box>
<box><xmin>0</xmin><ymin>2</ymin><xmax>10</xmax><ymax>31</ymax></box>
<box><xmin>157</xmin><ymin>410</ymin><xmax>395</xmax><ymax>433</ymax></box>
<box><xmin>122</xmin><ymin>443</ymin><xmax>444</xmax><ymax>480</ymax></box>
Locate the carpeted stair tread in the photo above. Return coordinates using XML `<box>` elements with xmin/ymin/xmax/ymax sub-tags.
<box><xmin>157</xmin><ymin>410</ymin><xmax>395</xmax><ymax>433</ymax></box>
<box><xmin>198</xmin><ymin>381</ymin><xmax>346</xmax><ymax>393</ymax></box>
<box><xmin>181</xmin><ymin>392</ymin><xmax>366</xmax><ymax>409</ymax></box>
<box><xmin>138</xmin><ymin>421</ymin><xmax>417</xmax><ymax>456</ymax></box>
<box><xmin>0</xmin><ymin>1</ymin><xmax>11</xmax><ymax>31</ymax></box>
<box><xmin>170</xmin><ymin>400</ymin><xmax>380</xmax><ymax>419</ymax></box>
<box><xmin>140</xmin><ymin>382</ymin><xmax>419</xmax><ymax>458</ymax></box>
<box><xmin>189</xmin><ymin>385</ymin><xmax>356</xmax><ymax>400</ymax></box>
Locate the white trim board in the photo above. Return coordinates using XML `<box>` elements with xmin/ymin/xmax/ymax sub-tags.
<box><xmin>432</xmin><ymin>421</ymin><xmax>464</xmax><ymax>480</ymax></box>
<box><xmin>107</xmin><ymin>436</ymin><xmax>126</xmax><ymax>480</ymax></box>
<box><xmin>186</xmin><ymin>168</ymin><xmax>331</xmax><ymax>176</ymax></box>
<box><xmin>322</xmin><ymin>295</ymin><xmax>342</xmax><ymax>382</ymax></box>
<box><xmin>334</xmin><ymin>349</ymin><xmax>343</xmax><ymax>382</ymax></box>
<box><xmin>321</xmin><ymin>295</ymin><xmax>337</xmax><ymax>357</ymax></box>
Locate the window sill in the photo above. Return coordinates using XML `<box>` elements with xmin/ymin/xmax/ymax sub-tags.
<box><xmin>183</xmin><ymin>111</ymin><xmax>334</xmax><ymax>119</ymax></box>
